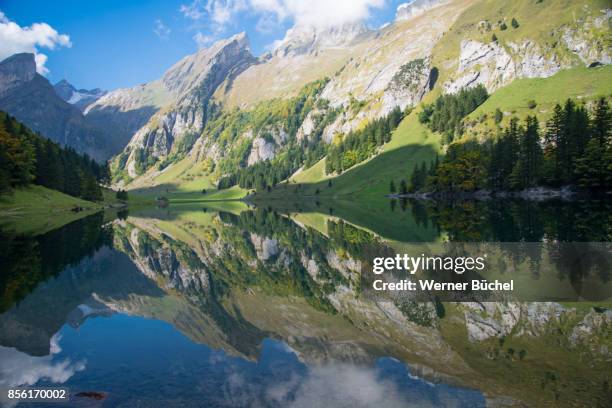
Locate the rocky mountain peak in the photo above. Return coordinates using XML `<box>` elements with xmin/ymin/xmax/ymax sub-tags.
<box><xmin>53</xmin><ymin>79</ymin><xmax>76</xmax><ymax>100</ymax></box>
<box><xmin>273</xmin><ymin>22</ymin><xmax>369</xmax><ymax>57</ymax></box>
<box><xmin>162</xmin><ymin>31</ymin><xmax>252</xmax><ymax>97</ymax></box>
<box><xmin>396</xmin><ymin>0</ymin><xmax>441</xmax><ymax>22</ymax></box>
<box><xmin>0</xmin><ymin>53</ymin><xmax>37</xmax><ymax>98</ymax></box>
<box><xmin>53</xmin><ymin>79</ymin><xmax>106</xmax><ymax>111</ymax></box>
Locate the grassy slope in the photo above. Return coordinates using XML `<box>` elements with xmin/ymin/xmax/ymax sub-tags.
<box><xmin>259</xmin><ymin>64</ymin><xmax>610</xmax><ymax>204</ymax></box>
<box><xmin>465</xmin><ymin>65</ymin><xmax>612</xmax><ymax>138</ymax></box>
<box><xmin>0</xmin><ymin>185</ymin><xmax>103</xmax><ymax>234</ymax></box>
<box><xmin>430</xmin><ymin>0</ymin><xmax>611</xmax><ymax>86</ymax></box>
<box><xmin>258</xmin><ymin>107</ymin><xmax>441</xmax><ymax>202</ymax></box>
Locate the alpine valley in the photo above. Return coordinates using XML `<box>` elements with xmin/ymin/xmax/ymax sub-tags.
<box><xmin>95</xmin><ymin>0</ymin><xmax>611</xmax><ymax>202</ymax></box>
<box><xmin>0</xmin><ymin>1</ymin><xmax>611</xmax><ymax>407</ymax></box>
<box><xmin>1</xmin><ymin>0</ymin><xmax>610</xmax><ymax>201</ymax></box>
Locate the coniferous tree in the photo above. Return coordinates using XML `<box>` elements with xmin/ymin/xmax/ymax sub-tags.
<box><xmin>591</xmin><ymin>97</ymin><xmax>611</xmax><ymax>145</ymax></box>
<box><xmin>0</xmin><ymin>111</ymin><xmax>105</xmax><ymax>200</ymax></box>
<box><xmin>575</xmin><ymin>98</ymin><xmax>611</xmax><ymax>188</ymax></box>
<box><xmin>490</xmin><ymin>117</ymin><xmax>519</xmax><ymax>190</ymax></box>
<box><xmin>511</xmin><ymin>116</ymin><xmax>542</xmax><ymax>189</ymax></box>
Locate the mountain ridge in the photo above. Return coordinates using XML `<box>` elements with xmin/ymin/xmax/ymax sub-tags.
<box><xmin>53</xmin><ymin>79</ymin><xmax>106</xmax><ymax>111</ymax></box>
<box><xmin>0</xmin><ymin>53</ymin><xmax>113</xmax><ymax>161</ymax></box>
<box><xmin>109</xmin><ymin>0</ymin><xmax>610</xmax><ymax>196</ymax></box>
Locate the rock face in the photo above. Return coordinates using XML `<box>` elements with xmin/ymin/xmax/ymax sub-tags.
<box><xmin>0</xmin><ymin>53</ymin><xmax>111</xmax><ymax>161</ymax></box>
<box><xmin>249</xmin><ymin>233</ymin><xmax>279</xmax><ymax>261</ymax></box>
<box><xmin>119</xmin><ymin>32</ymin><xmax>256</xmax><ymax>178</ymax></box>
<box><xmin>273</xmin><ymin>23</ymin><xmax>369</xmax><ymax>57</ymax></box>
<box><xmin>53</xmin><ymin>79</ymin><xmax>106</xmax><ymax>111</ymax></box>
<box><xmin>444</xmin><ymin>39</ymin><xmax>562</xmax><ymax>94</ymax></box>
<box><xmin>247</xmin><ymin>137</ymin><xmax>276</xmax><ymax>166</ymax></box>
<box><xmin>0</xmin><ymin>53</ymin><xmax>37</xmax><ymax>98</ymax></box>
<box><xmin>463</xmin><ymin>302</ymin><xmax>522</xmax><ymax>342</ymax></box>
<box><xmin>444</xmin><ymin>8</ymin><xmax>611</xmax><ymax>94</ymax></box>
<box><xmin>382</xmin><ymin>58</ymin><xmax>432</xmax><ymax>113</ymax></box>
<box><xmin>562</xmin><ymin>9</ymin><xmax>612</xmax><ymax>66</ymax></box>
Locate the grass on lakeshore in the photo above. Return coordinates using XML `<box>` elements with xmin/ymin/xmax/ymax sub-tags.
<box><xmin>0</xmin><ymin>185</ymin><xmax>102</xmax><ymax>235</ymax></box>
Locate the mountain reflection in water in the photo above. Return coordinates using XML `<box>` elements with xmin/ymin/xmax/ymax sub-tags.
<box><xmin>0</xmin><ymin>199</ymin><xmax>610</xmax><ymax>407</ymax></box>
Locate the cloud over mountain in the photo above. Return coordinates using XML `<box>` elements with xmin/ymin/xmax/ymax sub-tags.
<box><xmin>179</xmin><ymin>0</ymin><xmax>384</xmax><ymax>46</ymax></box>
<box><xmin>0</xmin><ymin>11</ymin><xmax>71</xmax><ymax>75</ymax></box>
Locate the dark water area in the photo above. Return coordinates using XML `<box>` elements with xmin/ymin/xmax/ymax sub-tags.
<box><xmin>0</xmin><ymin>199</ymin><xmax>610</xmax><ymax>407</ymax></box>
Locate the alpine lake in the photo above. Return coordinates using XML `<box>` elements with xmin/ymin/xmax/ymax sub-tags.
<box><xmin>1</xmin><ymin>197</ymin><xmax>611</xmax><ymax>407</ymax></box>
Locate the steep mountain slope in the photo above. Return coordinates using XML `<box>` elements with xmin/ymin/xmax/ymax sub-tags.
<box><xmin>100</xmin><ymin>33</ymin><xmax>254</xmax><ymax>181</ymax></box>
<box><xmin>113</xmin><ymin>0</ymin><xmax>469</xmax><ymax>189</ymax></box>
<box><xmin>53</xmin><ymin>79</ymin><xmax>106</xmax><ymax>111</ymax></box>
<box><xmin>0</xmin><ymin>53</ymin><xmax>111</xmax><ymax>161</ymax></box>
<box><xmin>113</xmin><ymin>0</ymin><xmax>610</xmax><ymax>198</ymax></box>
<box><xmin>267</xmin><ymin>0</ymin><xmax>612</xmax><ymax>198</ymax></box>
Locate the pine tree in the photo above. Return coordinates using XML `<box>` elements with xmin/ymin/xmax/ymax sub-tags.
<box><xmin>574</xmin><ymin>98</ymin><xmax>611</xmax><ymax>189</ymax></box>
<box><xmin>575</xmin><ymin>138</ymin><xmax>607</xmax><ymax>188</ymax></box>
<box><xmin>490</xmin><ymin>118</ymin><xmax>519</xmax><ymax>189</ymax></box>
<box><xmin>543</xmin><ymin>104</ymin><xmax>565</xmax><ymax>185</ymax></box>
<box><xmin>511</xmin><ymin>116</ymin><xmax>542</xmax><ymax>189</ymax></box>
<box><xmin>591</xmin><ymin>97</ymin><xmax>611</xmax><ymax>145</ymax></box>
<box><xmin>389</xmin><ymin>180</ymin><xmax>396</xmax><ymax>194</ymax></box>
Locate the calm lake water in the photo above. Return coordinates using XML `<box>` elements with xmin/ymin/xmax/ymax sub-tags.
<box><xmin>1</xmin><ymin>199</ymin><xmax>610</xmax><ymax>407</ymax></box>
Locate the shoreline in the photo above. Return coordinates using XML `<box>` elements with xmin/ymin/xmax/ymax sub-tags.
<box><xmin>386</xmin><ymin>186</ymin><xmax>612</xmax><ymax>202</ymax></box>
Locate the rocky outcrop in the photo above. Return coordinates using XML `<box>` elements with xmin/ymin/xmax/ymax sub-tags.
<box><xmin>122</xmin><ymin>227</ymin><xmax>210</xmax><ymax>293</ymax></box>
<box><xmin>444</xmin><ymin>40</ymin><xmax>517</xmax><ymax>93</ymax></box>
<box><xmin>382</xmin><ymin>58</ymin><xmax>432</xmax><ymax>113</ymax></box>
<box><xmin>296</xmin><ymin>110</ymin><xmax>318</xmax><ymax>142</ymax></box>
<box><xmin>249</xmin><ymin>233</ymin><xmax>279</xmax><ymax>261</ymax></box>
<box><xmin>247</xmin><ymin>137</ymin><xmax>276</xmax><ymax>166</ymax></box>
<box><xmin>326</xmin><ymin>250</ymin><xmax>361</xmax><ymax>279</ymax></box>
<box><xmin>460</xmin><ymin>301</ymin><xmax>610</xmax><ymax>354</ymax></box>
<box><xmin>245</xmin><ymin>126</ymin><xmax>287</xmax><ymax>165</ymax></box>
<box><xmin>444</xmin><ymin>8</ymin><xmax>611</xmax><ymax>95</ymax></box>
<box><xmin>561</xmin><ymin>9</ymin><xmax>612</xmax><ymax>66</ymax></box>
<box><xmin>463</xmin><ymin>302</ymin><xmax>521</xmax><ymax>342</ymax></box>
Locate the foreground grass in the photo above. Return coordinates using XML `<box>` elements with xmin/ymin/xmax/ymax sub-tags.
<box><xmin>0</xmin><ymin>185</ymin><xmax>103</xmax><ymax>234</ymax></box>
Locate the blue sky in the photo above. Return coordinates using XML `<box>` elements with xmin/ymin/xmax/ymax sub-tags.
<box><xmin>0</xmin><ymin>0</ymin><xmax>405</xmax><ymax>90</ymax></box>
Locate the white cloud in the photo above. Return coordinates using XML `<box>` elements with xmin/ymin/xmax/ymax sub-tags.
<box><xmin>214</xmin><ymin>360</ymin><xmax>440</xmax><ymax>408</ymax></box>
<box><xmin>153</xmin><ymin>19</ymin><xmax>171</xmax><ymax>40</ymax></box>
<box><xmin>252</xmin><ymin>0</ymin><xmax>385</xmax><ymax>29</ymax></box>
<box><xmin>181</xmin><ymin>0</ymin><xmax>247</xmax><ymax>25</ymax></box>
<box><xmin>193</xmin><ymin>32</ymin><xmax>215</xmax><ymax>48</ymax></box>
<box><xmin>0</xmin><ymin>10</ymin><xmax>71</xmax><ymax>75</ymax></box>
<box><xmin>180</xmin><ymin>0</ymin><xmax>385</xmax><ymax>46</ymax></box>
<box><xmin>0</xmin><ymin>344</ymin><xmax>85</xmax><ymax>390</ymax></box>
